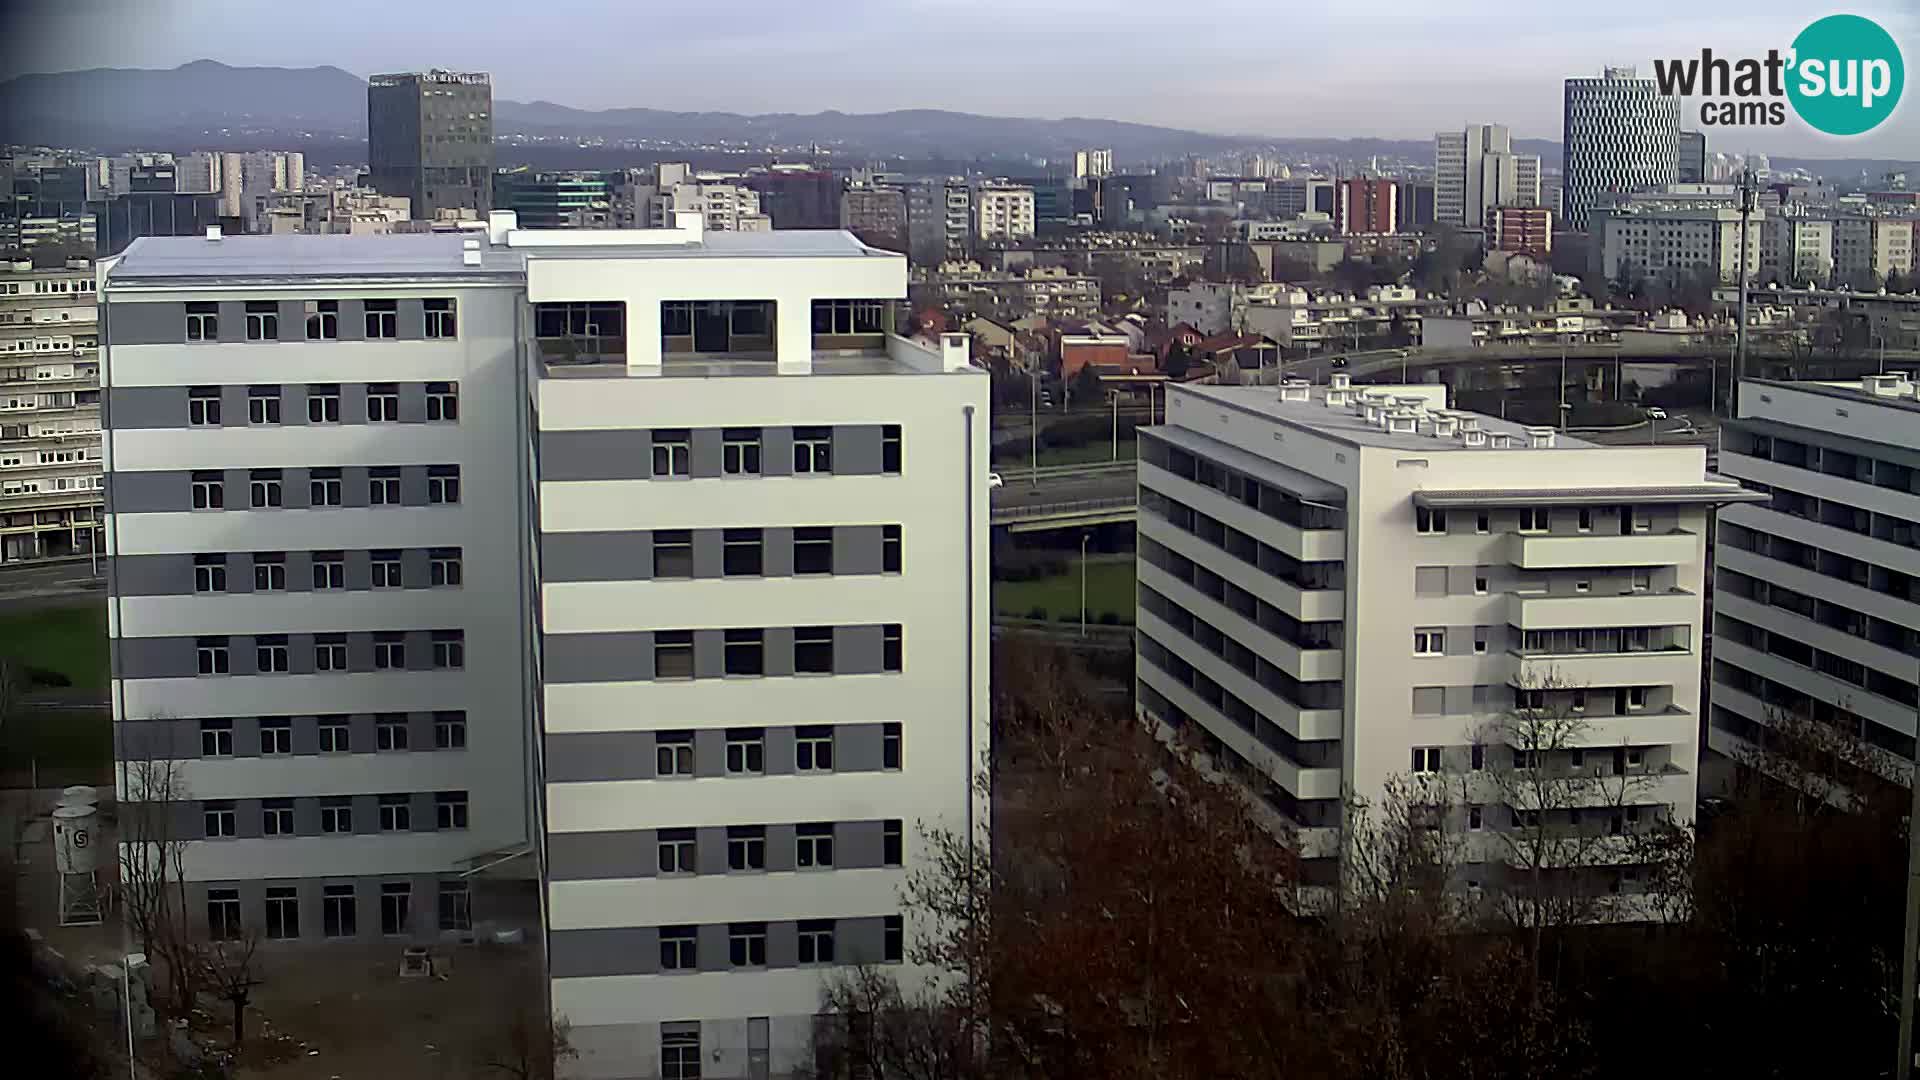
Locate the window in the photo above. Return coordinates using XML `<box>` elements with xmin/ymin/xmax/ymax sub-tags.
<box><xmin>1513</xmin><ymin>749</ymin><xmax>1539</xmax><ymax>770</ymax></box>
<box><xmin>1411</xmin><ymin>747</ymin><xmax>1442</xmax><ymax>773</ymax></box>
<box><xmin>655</xmin><ymin>732</ymin><xmax>694</xmax><ymax>777</ymax></box>
<box><xmin>714</xmin><ymin>529</ymin><xmax>764</xmax><ymax>577</ymax></box>
<box><xmin>185</xmin><ymin>302</ymin><xmax>218</xmax><ymax>342</ymax></box>
<box><xmin>724</xmin><ymin>629</ymin><xmax>764</xmax><ymax>676</ymax></box>
<box><xmin>431</xmin><ymin>630</ymin><xmax>465</xmax><ymax>670</ymax></box>
<box><xmin>795</xmin><ymin>626</ymin><xmax>834</xmax><ymax>674</ymax></box>
<box><xmin>425</xmin><ymin>381</ymin><xmax>458</xmax><ymax>421</ymax></box>
<box><xmin>320</xmin><ymin>797</ymin><xmax>352</xmax><ymax>834</ymax></box>
<box><xmin>367</xmin><ymin>383</ymin><xmax>399</xmax><ymax>422</ymax></box>
<box><xmin>794</xmin><ymin>528</ymin><xmax>833</xmax><ymax>575</ymax></box>
<box><xmin>798</xmin><ymin>920</ymin><xmax>836</xmax><ymax>965</ymax></box>
<box><xmin>191</xmin><ymin>471</ymin><xmax>224</xmax><ymax>509</ymax></box>
<box><xmin>1631</xmin><ymin>508</ymin><xmax>1651</xmax><ymax>533</ymax></box>
<box><xmin>1625</xmin><ymin>627</ymin><xmax>1652</xmax><ymax>652</ymax></box>
<box><xmin>312</xmin><ymin>551</ymin><xmax>345</xmax><ymax>590</ymax></box>
<box><xmin>424</xmin><ymin>298</ymin><xmax>457</xmax><ymax>338</ymax></box>
<box><xmin>884</xmin><ymin>819</ymin><xmax>904</xmax><ymax>865</ymax></box>
<box><xmin>1518</xmin><ymin>507</ymin><xmax>1549</xmax><ymax>533</ymax></box>
<box><xmin>1631</xmin><ymin>570</ymin><xmax>1651</xmax><ymax>593</ymax></box>
<box><xmin>1473</xmin><ymin>627</ymin><xmax>1489</xmax><ymax>655</ymax></box>
<box><xmin>194</xmin><ymin>554</ymin><xmax>227</xmax><ymax>593</ymax></box>
<box><xmin>1475</xmin><ymin>512</ymin><xmax>1490</xmax><ymax>534</ymax></box>
<box><xmin>435</xmin><ymin>791</ymin><xmax>468</xmax><ymax>830</ymax></box>
<box><xmin>438</xmin><ymin>881</ymin><xmax>471</xmax><ymax>932</ymax></box>
<box><xmin>1468</xmin><ymin>805</ymin><xmax>1483</xmax><ymax>831</ymax></box>
<box><xmin>373</xmin><ymin>632</ymin><xmax>406</xmax><ymax>670</ymax></box>
<box><xmin>653</xmin><ymin>530</ymin><xmax>692</xmax><ymax>578</ymax></box>
<box><xmin>379</xmin><ymin>882</ymin><xmax>411</xmax><ymax>935</ymax></box>
<box><xmin>794</xmin><ymin>426</ymin><xmax>832</xmax><ymax>473</ymax></box>
<box><xmin>662</xmin><ymin>1028</ymin><xmax>701</xmax><ymax>1080</ymax></box>
<box><xmin>1574</xmin><ymin>579</ymin><xmax>1591</xmax><ymax>594</ymax></box>
<box><xmin>206</xmin><ymin>888</ymin><xmax>241</xmax><ymax>939</ymax></box>
<box><xmin>317</xmin><ymin>715</ymin><xmax>349</xmax><ymax>752</ymax></box>
<box><xmin>1474</xmin><ymin>567</ymin><xmax>1490</xmax><ymax>595</ymax></box>
<box><xmin>188</xmin><ymin>387</ymin><xmax>221</xmax><ymax>426</ymax></box>
<box><xmin>428</xmin><ymin>710</ymin><xmax>465</xmax><ymax>749</ymax></box>
<box><xmin>249</xmin><ymin>469</ymin><xmax>283</xmax><ymax>509</ymax></box>
<box><xmin>1413</xmin><ymin>628</ymin><xmax>1445</xmax><ymax>656</ymax></box>
<box><xmin>882</xmin><ymin>424</ymin><xmax>902</xmax><ymax>474</ymax></box>
<box><xmin>658</xmin><ymin>829</ymin><xmax>696</xmax><ymax>875</ymax></box>
<box><xmin>1623</xmin><ymin>686</ymin><xmax>1648</xmax><ymax>712</ymax></box>
<box><xmin>309</xmin><ymin>468</ymin><xmax>343</xmax><ymax>506</ymax></box>
<box><xmin>371</xmin><ymin>551</ymin><xmax>402</xmax><ymax>588</ymax></box>
<box><xmin>299</xmin><ymin>384</ymin><xmax>340</xmax><ymax>427</ymax></box>
<box><xmin>259</xmin><ymin>715</ymin><xmax>292</xmax><ymax>753</ymax></box>
<box><xmin>196</xmin><ymin>636</ymin><xmax>230</xmax><ymax>675</ymax></box>
<box><xmin>427</xmin><ymin>547</ymin><xmax>463</xmax><ymax>587</ymax></box>
<box><xmin>797</xmin><ymin>823</ymin><xmax>835</xmax><ymax>868</ymax></box>
<box><xmin>252</xmin><ymin>552</ymin><xmax>286</xmax><ymax>591</ymax></box>
<box><xmin>378</xmin><ymin>794</ymin><xmax>411</xmax><ymax>832</ymax></box>
<box><xmin>812</xmin><ymin>299</ymin><xmax>886</xmax><ymax>334</ymax></box>
<box><xmin>372</xmin><ymin>715</ymin><xmax>408</xmax><ymax>755</ymax></box>
<box><xmin>1471</xmin><ymin>744</ymin><xmax>1485</xmax><ymax>771</ymax></box>
<box><xmin>883</xmin><ymin>723</ymin><xmax>902</xmax><ymax>770</ymax></box>
<box><xmin>652</xmin><ymin>429</ymin><xmax>690</xmax><ymax>477</ymax></box>
<box><xmin>1415</xmin><ymin>507</ymin><xmax>1446</xmax><ymax>535</ymax></box>
<box><xmin>244</xmin><ymin>301</ymin><xmax>279</xmax><ymax>341</ymax></box>
<box><xmin>722</xmin><ymin>428</ymin><xmax>761</xmax><ymax>475</ymax></box>
<box><xmin>200</xmin><ymin>718</ymin><xmax>233</xmax><ymax>757</ymax></box>
<box><xmin>654</xmin><ymin>631</ymin><xmax>694</xmax><ymax>679</ymax></box>
<box><xmin>727</xmin><ymin>826</ymin><xmax>766</xmax><ymax>871</ymax></box>
<box><xmin>729</xmin><ymin>923</ymin><xmax>767</xmax><ymax>967</ymax></box>
<box><xmin>882</xmin><ymin>524</ymin><xmax>902</xmax><ymax>573</ymax></box>
<box><xmin>427</xmin><ymin>465</ymin><xmax>460</xmax><ymax>504</ymax></box>
<box><xmin>1571</xmin><ymin>691</ymin><xmax>1588</xmax><ymax>713</ymax></box>
<box><xmin>883</xmin><ymin>624</ymin><xmax>903</xmax><ymax>672</ymax></box>
<box><xmin>1516</xmin><ymin>688</ymin><xmax>1546</xmax><ymax>711</ymax></box>
<box><xmin>369</xmin><ymin>467</ymin><xmax>401</xmax><ymax>505</ymax></box>
<box><xmin>796</xmin><ymin>726</ymin><xmax>834</xmax><ymax>771</ymax></box>
<box><xmin>1577</xmin><ymin>507</ymin><xmax>1594</xmax><ymax>533</ymax></box>
<box><xmin>305</xmin><ymin>300</ymin><xmax>339</xmax><ymax>340</ymax></box>
<box><xmin>262</xmin><ymin>797</ymin><xmax>295</xmax><ymax>836</ymax></box>
<box><xmin>726</xmin><ymin>729</ymin><xmax>765</xmax><ymax>775</ymax></box>
<box><xmin>204</xmin><ymin>801</ymin><xmax>237</xmax><ymax>838</ymax></box>
<box><xmin>364</xmin><ymin>300</ymin><xmax>398</xmax><ymax>338</ymax></box>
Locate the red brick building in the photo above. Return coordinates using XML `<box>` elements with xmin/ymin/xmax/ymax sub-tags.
<box><xmin>1337</xmin><ymin>177</ymin><xmax>1398</xmax><ymax>236</ymax></box>
<box><xmin>1490</xmin><ymin>206</ymin><xmax>1553</xmax><ymax>258</ymax></box>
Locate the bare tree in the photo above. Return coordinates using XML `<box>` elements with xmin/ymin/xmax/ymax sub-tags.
<box><xmin>811</xmin><ymin>966</ymin><xmax>979</xmax><ymax>1080</ymax></box>
<box><xmin>193</xmin><ymin>927</ymin><xmax>263</xmax><ymax>1050</ymax></box>
<box><xmin>116</xmin><ymin>720</ymin><xmax>200</xmax><ymax>1014</ymax></box>
<box><xmin>476</xmin><ymin>1008</ymin><xmax>578</xmax><ymax>1080</ymax></box>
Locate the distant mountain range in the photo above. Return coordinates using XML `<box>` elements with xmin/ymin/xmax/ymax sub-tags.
<box><xmin>1</xmin><ymin>60</ymin><xmax>1912</xmax><ymax>179</ymax></box>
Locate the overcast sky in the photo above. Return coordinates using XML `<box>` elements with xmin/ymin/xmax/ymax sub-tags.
<box><xmin>6</xmin><ymin>0</ymin><xmax>1916</xmax><ymax>157</ymax></box>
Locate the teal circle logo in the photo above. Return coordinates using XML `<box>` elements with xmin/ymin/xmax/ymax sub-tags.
<box><xmin>1787</xmin><ymin>14</ymin><xmax>1904</xmax><ymax>136</ymax></box>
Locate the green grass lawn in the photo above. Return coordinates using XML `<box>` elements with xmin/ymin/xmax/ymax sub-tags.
<box><xmin>993</xmin><ymin>555</ymin><xmax>1137</xmax><ymax>622</ymax></box>
<box><xmin>0</xmin><ymin>707</ymin><xmax>112</xmax><ymax>786</ymax></box>
<box><xmin>0</xmin><ymin>601</ymin><xmax>109</xmax><ymax>691</ymax></box>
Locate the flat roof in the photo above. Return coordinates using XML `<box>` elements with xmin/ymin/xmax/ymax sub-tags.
<box><xmin>1144</xmin><ymin>425</ymin><xmax>1344</xmax><ymax>503</ymax></box>
<box><xmin>1414</xmin><ymin>485</ymin><xmax>1766</xmax><ymax>508</ymax></box>
<box><xmin>107</xmin><ymin>232</ymin><xmax>525</xmax><ymax>283</ymax></box>
<box><xmin>1749</xmin><ymin>377</ymin><xmax>1920</xmax><ymax>415</ymax></box>
<box><xmin>1181</xmin><ymin>383</ymin><xmax>1601</xmax><ymax>453</ymax></box>
<box><xmin>523</xmin><ymin>229</ymin><xmax>894</xmax><ymax>261</ymax></box>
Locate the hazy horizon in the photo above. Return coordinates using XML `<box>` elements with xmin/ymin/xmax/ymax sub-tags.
<box><xmin>3</xmin><ymin>0</ymin><xmax>1916</xmax><ymax>158</ymax></box>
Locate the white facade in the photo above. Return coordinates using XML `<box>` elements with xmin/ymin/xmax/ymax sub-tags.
<box><xmin>1435</xmin><ymin>124</ymin><xmax>1541</xmax><ymax>229</ymax></box>
<box><xmin>1137</xmin><ymin>378</ymin><xmax>1758</xmax><ymax>898</ymax></box>
<box><xmin>1594</xmin><ymin>202</ymin><xmax>1762</xmax><ymax>284</ymax></box>
<box><xmin>1075</xmin><ymin>148</ymin><xmax>1114</xmax><ymax>179</ymax></box>
<box><xmin>973</xmin><ymin>184</ymin><xmax>1036</xmax><ymax>244</ymax></box>
<box><xmin>1562</xmin><ymin>67</ymin><xmax>1680</xmax><ymax>232</ymax></box>
<box><xmin>102</xmin><ymin>217</ymin><xmax>989</xmax><ymax>1080</ymax></box>
<box><xmin>654</xmin><ymin>178</ymin><xmax>769</xmax><ymax>232</ymax></box>
<box><xmin>1761</xmin><ymin>215</ymin><xmax>1835</xmax><ymax>285</ymax></box>
<box><xmin>0</xmin><ymin>258</ymin><xmax>103</xmax><ymax>562</ymax></box>
<box><xmin>1709</xmin><ymin>377</ymin><xmax>1920</xmax><ymax>793</ymax></box>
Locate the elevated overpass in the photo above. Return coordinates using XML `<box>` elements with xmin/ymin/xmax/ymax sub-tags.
<box><xmin>991</xmin><ymin>461</ymin><xmax>1137</xmax><ymax>532</ymax></box>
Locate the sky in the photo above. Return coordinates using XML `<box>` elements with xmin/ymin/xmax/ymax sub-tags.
<box><xmin>4</xmin><ymin>0</ymin><xmax>1917</xmax><ymax>158</ymax></box>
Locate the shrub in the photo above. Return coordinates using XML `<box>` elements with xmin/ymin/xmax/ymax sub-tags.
<box><xmin>1098</xmin><ymin>612</ymin><xmax>1121</xmax><ymax>626</ymax></box>
<box><xmin>25</xmin><ymin>665</ymin><xmax>70</xmax><ymax>688</ymax></box>
<box><xmin>1025</xmin><ymin>606</ymin><xmax>1048</xmax><ymax>621</ymax></box>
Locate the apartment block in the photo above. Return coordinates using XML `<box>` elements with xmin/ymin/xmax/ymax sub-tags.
<box><xmin>0</xmin><ymin>257</ymin><xmax>103</xmax><ymax>561</ymax></box>
<box><xmin>102</xmin><ymin>214</ymin><xmax>988</xmax><ymax>1080</ymax></box>
<box><xmin>1435</xmin><ymin>124</ymin><xmax>1541</xmax><ymax>229</ymax></box>
<box><xmin>1135</xmin><ymin>377</ymin><xmax>1759</xmax><ymax>901</ymax></box>
<box><xmin>973</xmin><ymin>183</ymin><xmax>1036</xmax><ymax>245</ymax></box>
<box><xmin>1592</xmin><ymin>198</ymin><xmax>1762</xmax><ymax>285</ymax></box>
<box><xmin>1709</xmin><ymin>376</ymin><xmax>1920</xmax><ymax>792</ymax></box>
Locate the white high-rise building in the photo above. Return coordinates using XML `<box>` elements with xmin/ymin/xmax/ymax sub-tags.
<box><xmin>653</xmin><ymin>176</ymin><xmax>769</xmax><ymax>232</ymax></box>
<box><xmin>1709</xmin><ymin>376</ymin><xmax>1920</xmax><ymax>794</ymax></box>
<box><xmin>1562</xmin><ymin>67</ymin><xmax>1680</xmax><ymax>232</ymax></box>
<box><xmin>1435</xmin><ymin>124</ymin><xmax>1541</xmax><ymax>228</ymax></box>
<box><xmin>1135</xmin><ymin>377</ymin><xmax>1760</xmax><ymax>907</ymax></box>
<box><xmin>1074</xmin><ymin>148</ymin><xmax>1114</xmax><ymax>179</ymax></box>
<box><xmin>0</xmin><ymin>256</ymin><xmax>103</xmax><ymax>563</ymax></box>
<box><xmin>101</xmin><ymin>214</ymin><xmax>988</xmax><ymax>1080</ymax></box>
<box><xmin>973</xmin><ymin>183</ymin><xmax>1035</xmax><ymax>245</ymax></box>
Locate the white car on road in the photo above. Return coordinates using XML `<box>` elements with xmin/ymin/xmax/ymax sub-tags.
<box><xmin>988</xmin><ymin>472</ymin><xmax>1004</xmax><ymax>489</ymax></box>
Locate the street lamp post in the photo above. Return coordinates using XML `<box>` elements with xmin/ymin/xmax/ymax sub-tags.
<box><xmin>1029</xmin><ymin>368</ymin><xmax>1038</xmax><ymax>485</ymax></box>
<box><xmin>1559</xmin><ymin>338</ymin><xmax>1569</xmax><ymax>431</ymax></box>
<box><xmin>1079</xmin><ymin>532</ymin><xmax>1091</xmax><ymax>638</ymax></box>
<box><xmin>1110</xmin><ymin>391</ymin><xmax>1119</xmax><ymax>461</ymax></box>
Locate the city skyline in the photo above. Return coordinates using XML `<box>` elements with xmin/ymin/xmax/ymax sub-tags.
<box><xmin>3</xmin><ymin>0</ymin><xmax>1915</xmax><ymax>159</ymax></box>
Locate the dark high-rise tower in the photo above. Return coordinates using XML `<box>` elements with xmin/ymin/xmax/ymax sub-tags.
<box><xmin>367</xmin><ymin>70</ymin><xmax>494</xmax><ymax>220</ymax></box>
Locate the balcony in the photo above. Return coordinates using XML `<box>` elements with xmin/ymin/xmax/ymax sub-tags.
<box><xmin>1509</xmin><ymin>647</ymin><xmax>1696</xmax><ymax>689</ymax></box>
<box><xmin>1507</xmin><ymin>590</ymin><xmax>1698</xmax><ymax>630</ymax></box>
<box><xmin>1507</xmin><ymin>530</ymin><xmax>1698</xmax><ymax>569</ymax></box>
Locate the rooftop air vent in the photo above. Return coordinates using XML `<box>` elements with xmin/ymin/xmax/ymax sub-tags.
<box><xmin>1524</xmin><ymin>426</ymin><xmax>1557</xmax><ymax>449</ymax></box>
<box><xmin>1387</xmin><ymin>408</ymin><xmax>1419</xmax><ymax>434</ymax></box>
<box><xmin>204</xmin><ymin>225</ymin><xmax>222</xmax><ymax>242</ymax></box>
<box><xmin>1433</xmin><ymin>415</ymin><xmax>1459</xmax><ymax>438</ymax></box>
<box><xmin>1278</xmin><ymin>378</ymin><xmax>1311</xmax><ymax>403</ymax></box>
<box><xmin>1329</xmin><ymin>372</ymin><xmax>1352</xmax><ymax>392</ymax></box>
<box><xmin>1488</xmin><ymin>431</ymin><xmax>1514</xmax><ymax>449</ymax></box>
<box><xmin>1461</xmin><ymin>428</ymin><xmax>1488</xmax><ymax>447</ymax></box>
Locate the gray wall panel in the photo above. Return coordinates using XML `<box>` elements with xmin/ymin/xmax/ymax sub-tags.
<box><xmin>548</xmin><ymin>830</ymin><xmax>654</xmax><ymax>881</ymax></box>
<box><xmin>539</xmin><ymin>430</ymin><xmax>651</xmax><ymax>482</ymax></box>
<box><xmin>762</xmin><ymin>528</ymin><xmax>794</xmax><ymax>576</ymax></box>
<box><xmin>761</xmin><ymin>427</ymin><xmax>794</xmax><ymax>477</ymax></box>
<box><xmin>838</xmin><ymin>724</ymin><xmax>885</xmax><ymax>772</ymax></box>
<box><xmin>397</xmin><ymin>299</ymin><xmax>427</xmax><ymax>342</ymax></box>
<box><xmin>105</xmin><ymin>301</ymin><xmax>184</xmax><ymax>345</ymax></box>
<box><xmin>693</xmin><ymin>630</ymin><xmax>723</xmax><ymax>679</ymax></box>
<box><xmin>105</xmin><ymin>387</ymin><xmax>185</xmax><ymax>430</ymax></box>
<box><xmin>837</xmin><ymin>820</ymin><xmax>885</xmax><ymax>869</ymax></box>
<box><xmin>765</xmin><ymin>922</ymin><xmax>798</xmax><ymax>968</ymax></box>
<box><xmin>689</xmin><ymin>428</ymin><xmax>723</xmax><ymax>479</ymax></box>
<box><xmin>113</xmin><ymin>553</ymin><xmax>190</xmax><ymax>596</ymax></box>
<box><xmin>763</xmin><ymin>626</ymin><xmax>794</xmax><ymax>677</ymax></box>
<box><xmin>335</xmin><ymin>300</ymin><xmax>365</xmax><ymax>342</ymax></box>
<box><xmin>116</xmin><ymin>635</ymin><xmax>198</xmax><ymax>680</ymax></box>
<box><xmin>215</xmin><ymin>302</ymin><xmax>247</xmax><ymax>343</ymax></box>
<box><xmin>696</xmin><ymin>924</ymin><xmax>729</xmax><ymax>973</ymax></box>
<box><xmin>398</xmin><ymin>382</ymin><xmax>428</xmax><ymax>422</ymax></box>
<box><xmin>834</xmin><ymin>526</ymin><xmax>883</xmax><ymax>575</ymax></box>
<box><xmin>399</xmin><ymin>466</ymin><xmax>429</xmax><ymax>506</ymax></box>
<box><xmin>834</xmin><ymin>425</ymin><xmax>883</xmax><ymax>475</ymax></box>
<box><xmin>765</xmin><ymin>824</ymin><xmax>796</xmax><ymax>873</ymax></box>
<box><xmin>543</xmin><ymin>632</ymin><xmax>652</xmax><ymax>684</ymax></box>
<box><xmin>546</xmin><ymin>731</ymin><xmax>656</xmax><ymax>782</ymax></box>
<box><xmin>691</xmin><ymin>529</ymin><xmax>724</xmax><ymax>579</ymax></box>
<box><xmin>695</xmin><ymin>826</ymin><xmax>729</xmax><ymax>875</ymax></box>
<box><xmin>108</xmin><ymin>470</ymin><xmax>188</xmax><ymax>515</ymax></box>
<box><xmin>693</xmin><ymin>729</ymin><xmax>726</xmax><ymax>779</ymax></box>
<box><xmin>540</xmin><ymin>532</ymin><xmax>649</xmax><ymax>582</ymax></box>
<box><xmin>352</xmin><ymin>795</ymin><xmax>380</xmax><ymax>835</ymax></box>
<box><xmin>763</xmin><ymin>726</ymin><xmax>795</xmax><ymax>776</ymax></box>
<box><xmin>839</xmin><ymin>916</ymin><xmax>888</xmax><ymax>965</ymax></box>
<box><xmin>835</xmin><ymin>624</ymin><xmax>884</xmax><ymax>675</ymax></box>
<box><xmin>550</xmin><ymin>928</ymin><xmax>655</xmax><ymax>978</ymax></box>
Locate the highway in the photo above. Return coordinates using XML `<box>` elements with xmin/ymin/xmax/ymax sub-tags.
<box><xmin>990</xmin><ymin>462</ymin><xmax>1138</xmax><ymax>531</ymax></box>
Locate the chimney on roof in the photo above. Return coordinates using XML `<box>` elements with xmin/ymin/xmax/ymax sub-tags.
<box><xmin>1278</xmin><ymin>378</ymin><xmax>1310</xmax><ymax>403</ymax></box>
<box><xmin>1461</xmin><ymin>428</ymin><xmax>1487</xmax><ymax>447</ymax></box>
<box><xmin>1525</xmin><ymin>426</ymin><xmax>1557</xmax><ymax>449</ymax></box>
<box><xmin>1433</xmin><ymin>414</ymin><xmax>1459</xmax><ymax>438</ymax></box>
<box><xmin>1488</xmin><ymin>431</ymin><xmax>1514</xmax><ymax>448</ymax></box>
<box><xmin>204</xmin><ymin>225</ymin><xmax>222</xmax><ymax>242</ymax></box>
<box><xmin>485</xmin><ymin>210</ymin><xmax>517</xmax><ymax>245</ymax></box>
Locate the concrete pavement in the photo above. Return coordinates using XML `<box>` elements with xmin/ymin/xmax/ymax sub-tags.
<box><xmin>0</xmin><ymin>558</ymin><xmax>106</xmax><ymax>610</ymax></box>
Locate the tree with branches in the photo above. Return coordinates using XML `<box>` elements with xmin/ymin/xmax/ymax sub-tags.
<box><xmin>194</xmin><ymin>927</ymin><xmax>264</xmax><ymax>1050</ymax></box>
<box><xmin>116</xmin><ymin>720</ymin><xmax>201</xmax><ymax>1016</ymax></box>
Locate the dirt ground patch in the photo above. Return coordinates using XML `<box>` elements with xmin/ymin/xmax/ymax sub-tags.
<box><xmin>232</xmin><ymin>941</ymin><xmax>545</xmax><ymax>1079</ymax></box>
